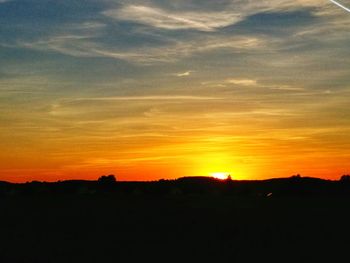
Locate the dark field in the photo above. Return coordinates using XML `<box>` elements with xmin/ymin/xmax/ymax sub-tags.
<box><xmin>1</xmin><ymin>177</ymin><xmax>350</xmax><ymax>262</ymax></box>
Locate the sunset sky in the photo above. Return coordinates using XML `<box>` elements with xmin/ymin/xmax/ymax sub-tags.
<box><xmin>1</xmin><ymin>0</ymin><xmax>350</xmax><ymax>182</ymax></box>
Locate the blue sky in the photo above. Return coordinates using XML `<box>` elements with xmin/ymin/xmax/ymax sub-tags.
<box><xmin>1</xmin><ymin>0</ymin><xmax>350</xmax><ymax>181</ymax></box>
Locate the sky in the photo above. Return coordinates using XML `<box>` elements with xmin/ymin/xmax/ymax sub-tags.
<box><xmin>0</xmin><ymin>0</ymin><xmax>350</xmax><ymax>182</ymax></box>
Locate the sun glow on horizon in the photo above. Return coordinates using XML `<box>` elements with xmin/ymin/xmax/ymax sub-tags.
<box><xmin>210</xmin><ymin>172</ymin><xmax>231</xmax><ymax>180</ymax></box>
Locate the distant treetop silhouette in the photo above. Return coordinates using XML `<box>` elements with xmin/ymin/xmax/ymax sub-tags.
<box><xmin>340</xmin><ymin>175</ymin><xmax>350</xmax><ymax>182</ymax></box>
<box><xmin>98</xmin><ymin>174</ymin><xmax>117</xmax><ymax>184</ymax></box>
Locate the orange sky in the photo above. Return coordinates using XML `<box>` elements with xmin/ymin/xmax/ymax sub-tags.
<box><xmin>2</xmin><ymin>123</ymin><xmax>350</xmax><ymax>182</ymax></box>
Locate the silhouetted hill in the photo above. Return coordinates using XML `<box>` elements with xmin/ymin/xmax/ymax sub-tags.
<box><xmin>0</xmin><ymin>175</ymin><xmax>349</xmax><ymax>197</ymax></box>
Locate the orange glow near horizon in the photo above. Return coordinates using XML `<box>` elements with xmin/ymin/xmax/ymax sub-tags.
<box><xmin>1</xmin><ymin>126</ymin><xmax>350</xmax><ymax>183</ymax></box>
<box><xmin>1</xmin><ymin>140</ymin><xmax>349</xmax><ymax>183</ymax></box>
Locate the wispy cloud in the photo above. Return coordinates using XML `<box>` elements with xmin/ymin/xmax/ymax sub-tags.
<box><xmin>226</xmin><ymin>79</ymin><xmax>258</xmax><ymax>86</ymax></box>
<box><xmin>13</xmin><ymin>0</ymin><xmax>344</xmax><ymax>66</ymax></box>
<box><xmin>269</xmin><ymin>86</ymin><xmax>305</xmax><ymax>91</ymax></box>
<box><xmin>48</xmin><ymin>95</ymin><xmax>223</xmax><ymax>116</ymax></box>
<box><xmin>103</xmin><ymin>5</ymin><xmax>242</xmax><ymax>31</ymax></box>
<box><xmin>68</xmin><ymin>95</ymin><xmax>222</xmax><ymax>102</ymax></box>
<box><xmin>21</xmin><ymin>33</ymin><xmax>266</xmax><ymax>64</ymax></box>
<box><xmin>175</xmin><ymin>71</ymin><xmax>192</xmax><ymax>77</ymax></box>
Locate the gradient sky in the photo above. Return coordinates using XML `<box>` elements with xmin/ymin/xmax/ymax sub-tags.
<box><xmin>1</xmin><ymin>0</ymin><xmax>350</xmax><ymax>182</ymax></box>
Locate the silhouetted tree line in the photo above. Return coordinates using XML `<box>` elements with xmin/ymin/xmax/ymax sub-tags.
<box><xmin>1</xmin><ymin>174</ymin><xmax>350</xmax><ymax>198</ymax></box>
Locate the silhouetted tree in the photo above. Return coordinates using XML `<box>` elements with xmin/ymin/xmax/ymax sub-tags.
<box><xmin>340</xmin><ymin>175</ymin><xmax>350</xmax><ymax>182</ymax></box>
<box><xmin>98</xmin><ymin>174</ymin><xmax>117</xmax><ymax>185</ymax></box>
<box><xmin>290</xmin><ymin>174</ymin><xmax>301</xmax><ymax>183</ymax></box>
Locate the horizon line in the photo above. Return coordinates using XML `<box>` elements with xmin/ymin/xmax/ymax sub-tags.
<box><xmin>1</xmin><ymin>174</ymin><xmax>346</xmax><ymax>184</ymax></box>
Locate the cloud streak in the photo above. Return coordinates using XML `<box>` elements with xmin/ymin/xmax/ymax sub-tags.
<box><xmin>21</xmin><ymin>32</ymin><xmax>266</xmax><ymax>64</ymax></box>
<box><xmin>226</xmin><ymin>79</ymin><xmax>258</xmax><ymax>86</ymax></box>
<box><xmin>175</xmin><ymin>71</ymin><xmax>192</xmax><ymax>77</ymax></box>
<box><xmin>104</xmin><ymin>5</ymin><xmax>242</xmax><ymax>31</ymax></box>
<box><xmin>70</xmin><ymin>96</ymin><xmax>221</xmax><ymax>101</ymax></box>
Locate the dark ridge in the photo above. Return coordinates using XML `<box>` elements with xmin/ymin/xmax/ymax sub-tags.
<box><xmin>0</xmin><ymin>175</ymin><xmax>349</xmax><ymax>197</ymax></box>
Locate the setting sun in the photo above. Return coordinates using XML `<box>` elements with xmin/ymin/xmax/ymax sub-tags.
<box><xmin>211</xmin><ymin>172</ymin><xmax>230</xmax><ymax>180</ymax></box>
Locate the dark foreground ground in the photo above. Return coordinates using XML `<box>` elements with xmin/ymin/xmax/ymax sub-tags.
<box><xmin>1</xmin><ymin>176</ymin><xmax>350</xmax><ymax>262</ymax></box>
